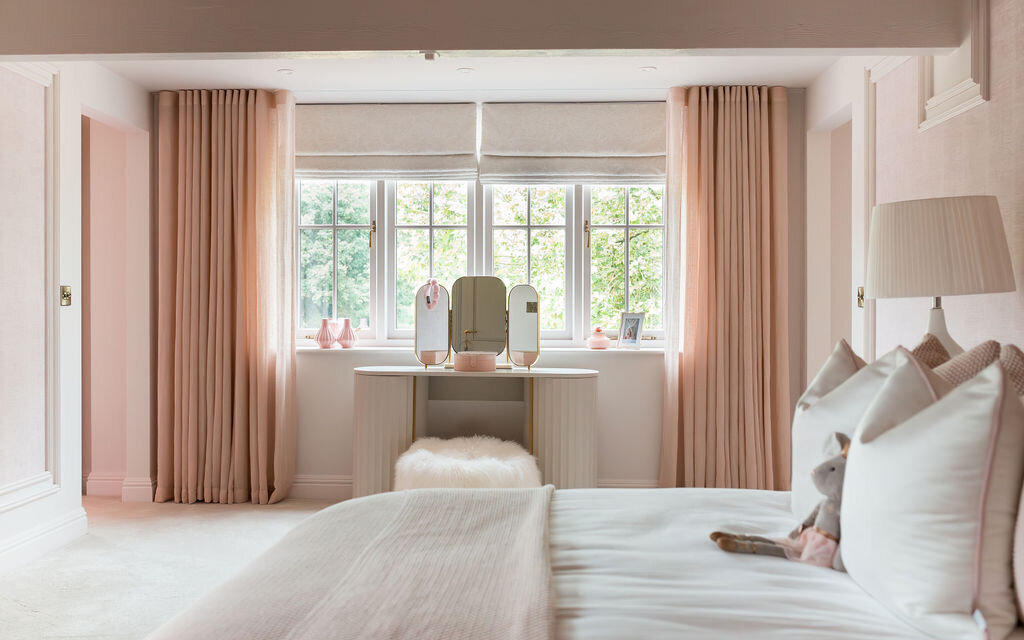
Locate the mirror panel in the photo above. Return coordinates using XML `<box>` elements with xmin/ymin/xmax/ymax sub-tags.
<box><xmin>507</xmin><ymin>285</ymin><xmax>540</xmax><ymax>367</ymax></box>
<box><xmin>414</xmin><ymin>283</ymin><xmax>450</xmax><ymax>365</ymax></box>
<box><xmin>451</xmin><ymin>276</ymin><xmax>507</xmax><ymax>354</ymax></box>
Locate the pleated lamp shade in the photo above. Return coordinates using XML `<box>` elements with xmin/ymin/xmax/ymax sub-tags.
<box><xmin>865</xmin><ymin>196</ymin><xmax>1016</xmax><ymax>299</ymax></box>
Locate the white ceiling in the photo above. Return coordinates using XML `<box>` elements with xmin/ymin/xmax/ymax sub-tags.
<box><xmin>101</xmin><ymin>52</ymin><xmax>841</xmax><ymax>103</ymax></box>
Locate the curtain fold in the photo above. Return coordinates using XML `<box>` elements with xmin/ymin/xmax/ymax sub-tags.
<box><xmin>156</xmin><ymin>89</ymin><xmax>297</xmax><ymax>504</ymax></box>
<box><xmin>660</xmin><ymin>86</ymin><xmax>791</xmax><ymax>490</ymax></box>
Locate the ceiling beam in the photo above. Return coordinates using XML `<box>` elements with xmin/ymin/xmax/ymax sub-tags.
<box><xmin>0</xmin><ymin>0</ymin><xmax>966</xmax><ymax>57</ymax></box>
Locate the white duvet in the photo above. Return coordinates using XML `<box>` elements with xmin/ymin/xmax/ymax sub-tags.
<box><xmin>552</xmin><ymin>488</ymin><xmax>926</xmax><ymax>639</ymax></box>
<box><xmin>151</xmin><ymin>487</ymin><xmax>1020</xmax><ymax>639</ymax></box>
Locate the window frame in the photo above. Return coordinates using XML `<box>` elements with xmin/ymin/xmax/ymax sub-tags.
<box><xmin>295</xmin><ymin>178</ymin><xmax>380</xmax><ymax>341</ymax></box>
<box><xmin>296</xmin><ymin>177</ymin><xmax>665</xmax><ymax>348</ymax></box>
<box><xmin>582</xmin><ymin>184</ymin><xmax>666</xmax><ymax>342</ymax></box>
<box><xmin>483</xmin><ymin>184</ymin><xmax>575</xmax><ymax>342</ymax></box>
<box><xmin>385</xmin><ymin>180</ymin><xmax>477</xmax><ymax>340</ymax></box>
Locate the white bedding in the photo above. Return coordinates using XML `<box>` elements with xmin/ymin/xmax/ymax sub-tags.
<box><xmin>552</xmin><ymin>488</ymin><xmax>926</xmax><ymax>639</ymax></box>
<box><xmin>149</xmin><ymin>487</ymin><xmax>1024</xmax><ymax>639</ymax></box>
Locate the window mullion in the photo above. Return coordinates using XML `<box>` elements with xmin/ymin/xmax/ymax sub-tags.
<box><xmin>428</xmin><ymin>182</ymin><xmax>435</xmax><ymax>277</ymax></box>
<box><xmin>623</xmin><ymin>187</ymin><xmax>630</xmax><ymax>315</ymax></box>
<box><xmin>526</xmin><ymin>187</ymin><xmax>532</xmax><ymax>285</ymax></box>
<box><xmin>331</xmin><ymin>182</ymin><xmax>338</xmax><ymax>322</ymax></box>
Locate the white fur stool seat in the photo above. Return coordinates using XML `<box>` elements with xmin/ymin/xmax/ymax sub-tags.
<box><xmin>393</xmin><ymin>435</ymin><xmax>542</xmax><ymax>490</ymax></box>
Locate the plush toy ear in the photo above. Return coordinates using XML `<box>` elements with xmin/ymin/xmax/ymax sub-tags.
<box><xmin>821</xmin><ymin>431</ymin><xmax>850</xmax><ymax>457</ymax></box>
<box><xmin>834</xmin><ymin>432</ymin><xmax>851</xmax><ymax>458</ymax></box>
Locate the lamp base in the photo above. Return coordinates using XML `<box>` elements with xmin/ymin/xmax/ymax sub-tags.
<box><xmin>927</xmin><ymin>305</ymin><xmax>964</xmax><ymax>356</ymax></box>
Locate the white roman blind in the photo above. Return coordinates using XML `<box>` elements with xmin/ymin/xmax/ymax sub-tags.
<box><xmin>295</xmin><ymin>103</ymin><xmax>478</xmax><ymax>179</ymax></box>
<box><xmin>479</xmin><ymin>102</ymin><xmax>666</xmax><ymax>184</ymax></box>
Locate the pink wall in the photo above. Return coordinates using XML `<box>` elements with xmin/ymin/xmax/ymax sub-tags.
<box><xmin>82</xmin><ymin>116</ymin><xmax>129</xmax><ymax>494</ymax></box>
<box><xmin>829</xmin><ymin>121</ymin><xmax>852</xmax><ymax>348</ymax></box>
<box><xmin>874</xmin><ymin>0</ymin><xmax>1023</xmax><ymax>354</ymax></box>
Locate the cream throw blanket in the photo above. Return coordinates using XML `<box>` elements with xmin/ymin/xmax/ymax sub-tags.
<box><xmin>149</xmin><ymin>486</ymin><xmax>555</xmax><ymax>640</ymax></box>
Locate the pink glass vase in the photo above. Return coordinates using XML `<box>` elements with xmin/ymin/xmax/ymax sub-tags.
<box><xmin>328</xmin><ymin>318</ymin><xmax>342</xmax><ymax>341</ymax></box>
<box><xmin>337</xmin><ymin>318</ymin><xmax>357</xmax><ymax>348</ymax></box>
<box><xmin>314</xmin><ymin>318</ymin><xmax>335</xmax><ymax>349</ymax></box>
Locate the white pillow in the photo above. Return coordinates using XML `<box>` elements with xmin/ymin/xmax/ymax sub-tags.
<box><xmin>790</xmin><ymin>345</ymin><xmax>908</xmax><ymax>518</ymax></box>
<box><xmin>843</xmin><ymin>362</ymin><xmax>1024</xmax><ymax>640</ymax></box>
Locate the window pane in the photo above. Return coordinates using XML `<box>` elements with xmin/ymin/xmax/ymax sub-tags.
<box><xmin>493</xmin><ymin>228</ymin><xmax>528</xmax><ymax>288</ymax></box>
<box><xmin>395</xmin><ymin>228</ymin><xmax>430</xmax><ymax>329</ymax></box>
<box><xmin>336</xmin><ymin>228</ymin><xmax>370</xmax><ymax>328</ymax></box>
<box><xmin>492</xmin><ymin>186</ymin><xmax>528</xmax><ymax>225</ymax></box>
<box><xmin>397</xmin><ymin>182</ymin><xmax>430</xmax><ymax>225</ymax></box>
<box><xmin>531</xmin><ymin>228</ymin><xmax>566</xmax><ymax>331</ymax></box>
<box><xmin>629</xmin><ymin>228</ymin><xmax>664</xmax><ymax>330</ymax></box>
<box><xmin>299</xmin><ymin>229</ymin><xmax>334</xmax><ymax>327</ymax></box>
<box><xmin>336</xmin><ymin>181</ymin><xmax>371</xmax><ymax>225</ymax></box>
<box><xmin>531</xmin><ymin>186</ymin><xmax>566</xmax><ymax>225</ymax></box>
<box><xmin>591</xmin><ymin>186</ymin><xmax>626</xmax><ymax>225</ymax></box>
<box><xmin>629</xmin><ymin>185</ymin><xmax>664</xmax><ymax>224</ymax></box>
<box><xmin>590</xmin><ymin>228</ymin><xmax>626</xmax><ymax>331</ymax></box>
<box><xmin>299</xmin><ymin>180</ymin><xmax>333</xmax><ymax>225</ymax></box>
<box><xmin>433</xmin><ymin>182</ymin><xmax>467</xmax><ymax>225</ymax></box>
<box><xmin>432</xmin><ymin>228</ymin><xmax>468</xmax><ymax>291</ymax></box>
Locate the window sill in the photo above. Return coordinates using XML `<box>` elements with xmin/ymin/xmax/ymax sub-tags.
<box><xmin>296</xmin><ymin>343</ymin><xmax>664</xmax><ymax>355</ymax></box>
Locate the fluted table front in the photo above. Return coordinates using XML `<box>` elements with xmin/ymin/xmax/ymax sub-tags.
<box><xmin>352</xmin><ymin>367</ymin><xmax>598</xmax><ymax>497</ymax></box>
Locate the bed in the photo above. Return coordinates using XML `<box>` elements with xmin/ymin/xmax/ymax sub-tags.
<box><xmin>147</xmin><ymin>485</ymin><xmax>1001</xmax><ymax>639</ymax></box>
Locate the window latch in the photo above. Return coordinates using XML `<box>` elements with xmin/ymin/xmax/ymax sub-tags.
<box><xmin>369</xmin><ymin>220</ymin><xmax>376</xmax><ymax>249</ymax></box>
<box><xmin>584</xmin><ymin>220</ymin><xmax>591</xmax><ymax>249</ymax></box>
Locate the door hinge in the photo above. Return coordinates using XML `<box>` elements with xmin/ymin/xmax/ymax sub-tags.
<box><xmin>856</xmin><ymin>286</ymin><xmax>865</xmax><ymax>309</ymax></box>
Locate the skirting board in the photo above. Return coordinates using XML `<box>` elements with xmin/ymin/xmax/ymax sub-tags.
<box><xmin>287</xmin><ymin>474</ymin><xmax>657</xmax><ymax>500</ymax></box>
<box><xmin>85</xmin><ymin>474</ymin><xmax>125</xmax><ymax>497</ymax></box>
<box><xmin>0</xmin><ymin>507</ymin><xmax>87</xmax><ymax>572</ymax></box>
<box><xmin>121</xmin><ymin>476</ymin><xmax>155</xmax><ymax>502</ymax></box>
<box><xmin>290</xmin><ymin>475</ymin><xmax>352</xmax><ymax>501</ymax></box>
<box><xmin>597</xmin><ymin>479</ymin><xmax>659</xmax><ymax>488</ymax></box>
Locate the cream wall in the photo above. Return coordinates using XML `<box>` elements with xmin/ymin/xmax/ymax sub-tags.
<box><xmin>0</xmin><ymin>61</ymin><xmax>151</xmax><ymax>570</ymax></box>
<box><xmin>0</xmin><ymin>66</ymin><xmax>46</xmax><ymax>488</ymax></box>
<box><xmin>874</xmin><ymin>0</ymin><xmax>1024</xmax><ymax>353</ymax></box>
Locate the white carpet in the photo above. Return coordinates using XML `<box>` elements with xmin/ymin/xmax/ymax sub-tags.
<box><xmin>0</xmin><ymin>496</ymin><xmax>331</xmax><ymax>640</ymax></box>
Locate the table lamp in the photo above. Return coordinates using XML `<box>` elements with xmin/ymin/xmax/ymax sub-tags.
<box><xmin>864</xmin><ymin>195</ymin><xmax>1016</xmax><ymax>355</ymax></box>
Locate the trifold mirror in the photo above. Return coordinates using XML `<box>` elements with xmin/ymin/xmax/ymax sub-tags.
<box><xmin>414</xmin><ymin>282</ymin><xmax>450</xmax><ymax>365</ymax></box>
<box><xmin>507</xmin><ymin>284</ymin><xmax>539</xmax><ymax>367</ymax></box>
<box><xmin>413</xmin><ymin>276</ymin><xmax>540</xmax><ymax>368</ymax></box>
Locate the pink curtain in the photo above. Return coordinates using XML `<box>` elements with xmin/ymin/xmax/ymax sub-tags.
<box><xmin>155</xmin><ymin>89</ymin><xmax>297</xmax><ymax>504</ymax></box>
<box><xmin>660</xmin><ymin>86</ymin><xmax>791</xmax><ymax>490</ymax></box>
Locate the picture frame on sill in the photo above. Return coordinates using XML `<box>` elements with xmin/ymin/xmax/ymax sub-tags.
<box><xmin>616</xmin><ymin>312</ymin><xmax>645</xmax><ymax>349</ymax></box>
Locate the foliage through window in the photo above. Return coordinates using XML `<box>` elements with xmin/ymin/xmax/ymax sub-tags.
<box><xmin>490</xmin><ymin>185</ymin><xmax>568</xmax><ymax>332</ymax></box>
<box><xmin>298</xmin><ymin>180</ymin><xmax>372</xmax><ymax>331</ymax></box>
<box><xmin>394</xmin><ymin>182</ymin><xmax>470</xmax><ymax>330</ymax></box>
<box><xmin>589</xmin><ymin>185</ymin><xmax>664</xmax><ymax>332</ymax></box>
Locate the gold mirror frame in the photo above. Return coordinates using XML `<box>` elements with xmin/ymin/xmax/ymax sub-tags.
<box><xmin>506</xmin><ymin>284</ymin><xmax>540</xmax><ymax>368</ymax></box>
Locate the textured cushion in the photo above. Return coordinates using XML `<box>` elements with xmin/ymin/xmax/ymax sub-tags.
<box><xmin>909</xmin><ymin>333</ymin><xmax>951</xmax><ymax>368</ymax></box>
<box><xmin>790</xmin><ymin>344</ymin><xmax>913</xmax><ymax>519</ymax></box>
<box><xmin>393</xmin><ymin>436</ymin><xmax>542</xmax><ymax>490</ymax></box>
<box><xmin>934</xmin><ymin>340</ymin><xmax>1000</xmax><ymax>386</ymax></box>
<box><xmin>843</xmin><ymin>362</ymin><xmax>1024</xmax><ymax>640</ymax></box>
<box><xmin>1002</xmin><ymin>344</ymin><xmax>1024</xmax><ymax>397</ymax></box>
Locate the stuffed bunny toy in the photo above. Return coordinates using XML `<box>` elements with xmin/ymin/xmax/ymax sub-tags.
<box><xmin>710</xmin><ymin>432</ymin><xmax>849</xmax><ymax>571</ymax></box>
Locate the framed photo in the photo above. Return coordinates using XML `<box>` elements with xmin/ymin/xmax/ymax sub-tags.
<box><xmin>616</xmin><ymin>312</ymin><xmax>645</xmax><ymax>349</ymax></box>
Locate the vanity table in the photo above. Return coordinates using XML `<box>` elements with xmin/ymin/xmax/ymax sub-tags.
<box><xmin>352</xmin><ymin>366</ymin><xmax>598</xmax><ymax>497</ymax></box>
